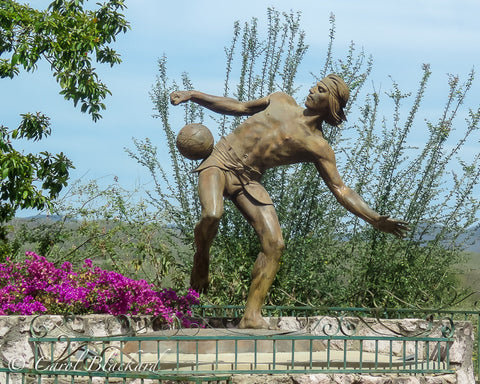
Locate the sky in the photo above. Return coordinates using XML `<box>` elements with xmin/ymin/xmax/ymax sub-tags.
<box><xmin>2</xmin><ymin>0</ymin><xmax>480</xmax><ymax>217</ymax></box>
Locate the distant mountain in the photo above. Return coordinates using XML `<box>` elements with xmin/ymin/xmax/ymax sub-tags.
<box><xmin>8</xmin><ymin>216</ymin><xmax>480</xmax><ymax>253</ymax></box>
<box><xmin>10</xmin><ymin>215</ymin><xmax>75</xmax><ymax>224</ymax></box>
<box><xmin>461</xmin><ymin>226</ymin><xmax>480</xmax><ymax>253</ymax></box>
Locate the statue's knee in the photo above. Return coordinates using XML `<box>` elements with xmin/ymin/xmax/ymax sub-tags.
<box><xmin>277</xmin><ymin>239</ymin><xmax>285</xmax><ymax>253</ymax></box>
<box><xmin>274</xmin><ymin>238</ymin><xmax>285</xmax><ymax>253</ymax></box>
<box><xmin>200</xmin><ymin>209</ymin><xmax>223</xmax><ymax>227</ymax></box>
<box><xmin>264</xmin><ymin>238</ymin><xmax>285</xmax><ymax>261</ymax></box>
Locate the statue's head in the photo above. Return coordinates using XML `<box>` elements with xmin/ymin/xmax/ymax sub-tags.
<box><xmin>318</xmin><ymin>74</ymin><xmax>349</xmax><ymax>127</ymax></box>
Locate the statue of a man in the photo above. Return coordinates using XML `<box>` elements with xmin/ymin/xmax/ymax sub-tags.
<box><xmin>170</xmin><ymin>74</ymin><xmax>409</xmax><ymax>329</ymax></box>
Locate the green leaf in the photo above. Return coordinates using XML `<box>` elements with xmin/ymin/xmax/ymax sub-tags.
<box><xmin>11</xmin><ymin>53</ymin><xmax>20</xmax><ymax>66</ymax></box>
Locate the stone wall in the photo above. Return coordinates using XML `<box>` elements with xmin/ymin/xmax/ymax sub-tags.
<box><xmin>0</xmin><ymin>315</ymin><xmax>475</xmax><ymax>384</ymax></box>
<box><xmin>270</xmin><ymin>316</ymin><xmax>474</xmax><ymax>383</ymax></box>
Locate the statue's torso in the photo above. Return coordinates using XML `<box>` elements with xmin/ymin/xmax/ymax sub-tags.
<box><xmin>227</xmin><ymin>92</ymin><xmax>324</xmax><ymax>173</ymax></box>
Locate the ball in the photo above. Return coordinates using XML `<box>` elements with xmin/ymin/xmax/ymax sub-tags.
<box><xmin>176</xmin><ymin>123</ymin><xmax>214</xmax><ymax>160</ymax></box>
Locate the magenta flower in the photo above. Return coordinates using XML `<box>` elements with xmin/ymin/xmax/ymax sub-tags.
<box><xmin>0</xmin><ymin>252</ymin><xmax>199</xmax><ymax>326</ymax></box>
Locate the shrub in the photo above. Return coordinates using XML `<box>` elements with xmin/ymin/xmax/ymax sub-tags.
<box><xmin>0</xmin><ymin>252</ymin><xmax>199</xmax><ymax>326</ymax></box>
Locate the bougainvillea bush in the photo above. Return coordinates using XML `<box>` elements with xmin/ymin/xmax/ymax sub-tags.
<box><xmin>0</xmin><ymin>252</ymin><xmax>199</xmax><ymax>327</ymax></box>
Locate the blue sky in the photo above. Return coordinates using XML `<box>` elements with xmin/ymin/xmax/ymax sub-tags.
<box><xmin>2</xmin><ymin>0</ymin><xmax>480</xmax><ymax>217</ymax></box>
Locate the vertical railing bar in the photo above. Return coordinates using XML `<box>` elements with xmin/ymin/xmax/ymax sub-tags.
<box><xmin>402</xmin><ymin>340</ymin><xmax>406</xmax><ymax>370</ymax></box>
<box><xmin>415</xmin><ymin>340</ymin><xmax>418</xmax><ymax>372</ymax></box>
<box><xmin>176</xmin><ymin>340</ymin><xmax>180</xmax><ymax>371</ymax></box>
<box><xmin>327</xmin><ymin>339</ymin><xmax>331</xmax><ymax>369</ymax></box>
<box><xmin>33</xmin><ymin>338</ymin><xmax>39</xmax><ymax>374</ymax></box>
<box><xmin>291</xmin><ymin>339</ymin><xmax>295</xmax><ymax>369</ymax></box>
<box><xmin>235</xmin><ymin>339</ymin><xmax>238</xmax><ymax>370</ymax></box>
<box><xmin>254</xmin><ymin>339</ymin><xmax>258</xmax><ymax>368</ymax></box>
<box><xmin>374</xmin><ymin>339</ymin><xmax>378</xmax><ymax>369</ymax></box>
<box><xmin>309</xmin><ymin>339</ymin><xmax>313</xmax><ymax>369</ymax></box>
<box><xmin>343</xmin><ymin>339</ymin><xmax>347</xmax><ymax>370</ymax></box>
<box><xmin>437</xmin><ymin>341</ymin><xmax>441</xmax><ymax>368</ymax></box>
<box><xmin>446</xmin><ymin>339</ymin><xmax>450</xmax><ymax>370</ymax></box>
<box><xmin>273</xmin><ymin>339</ymin><xmax>276</xmax><ymax>370</ymax></box>
<box><xmin>426</xmin><ymin>341</ymin><xmax>430</xmax><ymax>371</ymax></box>
<box><xmin>216</xmin><ymin>339</ymin><xmax>219</xmax><ymax>370</ymax></box>
<box><xmin>389</xmin><ymin>340</ymin><xmax>393</xmax><ymax>369</ymax></box>
<box><xmin>196</xmin><ymin>339</ymin><xmax>199</xmax><ymax>371</ymax></box>
<box><xmin>359</xmin><ymin>339</ymin><xmax>363</xmax><ymax>371</ymax></box>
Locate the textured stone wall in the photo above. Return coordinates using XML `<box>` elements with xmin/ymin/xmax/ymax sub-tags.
<box><xmin>0</xmin><ymin>315</ymin><xmax>475</xmax><ymax>384</ymax></box>
<box><xmin>268</xmin><ymin>316</ymin><xmax>474</xmax><ymax>384</ymax></box>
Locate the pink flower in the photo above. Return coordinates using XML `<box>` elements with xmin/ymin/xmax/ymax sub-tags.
<box><xmin>0</xmin><ymin>252</ymin><xmax>199</xmax><ymax>326</ymax></box>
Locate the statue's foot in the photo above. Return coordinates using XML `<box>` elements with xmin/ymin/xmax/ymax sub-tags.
<box><xmin>190</xmin><ymin>272</ymin><xmax>209</xmax><ymax>294</ymax></box>
<box><xmin>238</xmin><ymin>316</ymin><xmax>272</xmax><ymax>330</ymax></box>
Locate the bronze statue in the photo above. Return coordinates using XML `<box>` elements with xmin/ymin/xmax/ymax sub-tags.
<box><xmin>170</xmin><ymin>74</ymin><xmax>409</xmax><ymax>329</ymax></box>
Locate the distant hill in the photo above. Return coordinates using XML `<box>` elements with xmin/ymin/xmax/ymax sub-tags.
<box><xmin>12</xmin><ymin>214</ymin><xmax>66</xmax><ymax>222</ymax></box>
<box><xmin>8</xmin><ymin>216</ymin><xmax>480</xmax><ymax>252</ymax></box>
<box><xmin>455</xmin><ymin>225</ymin><xmax>480</xmax><ymax>253</ymax></box>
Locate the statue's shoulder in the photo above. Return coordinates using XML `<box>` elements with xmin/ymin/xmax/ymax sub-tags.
<box><xmin>269</xmin><ymin>92</ymin><xmax>297</xmax><ymax>105</ymax></box>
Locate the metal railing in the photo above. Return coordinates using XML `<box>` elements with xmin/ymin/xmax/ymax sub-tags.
<box><xmin>195</xmin><ymin>304</ymin><xmax>480</xmax><ymax>375</ymax></box>
<box><xmin>0</xmin><ymin>306</ymin><xmax>470</xmax><ymax>383</ymax></box>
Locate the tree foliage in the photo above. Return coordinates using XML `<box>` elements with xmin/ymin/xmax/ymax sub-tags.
<box><xmin>132</xmin><ymin>9</ymin><xmax>480</xmax><ymax>309</ymax></box>
<box><xmin>1</xmin><ymin>113</ymin><xmax>72</xmax><ymax>244</ymax></box>
<box><xmin>0</xmin><ymin>0</ymin><xmax>129</xmax><ymax>119</ymax></box>
<box><xmin>0</xmin><ymin>0</ymin><xmax>130</xmax><ymax>258</ymax></box>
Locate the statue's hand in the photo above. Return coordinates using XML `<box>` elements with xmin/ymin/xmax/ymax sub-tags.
<box><xmin>170</xmin><ymin>90</ymin><xmax>191</xmax><ymax>105</ymax></box>
<box><xmin>374</xmin><ymin>215</ymin><xmax>410</xmax><ymax>238</ymax></box>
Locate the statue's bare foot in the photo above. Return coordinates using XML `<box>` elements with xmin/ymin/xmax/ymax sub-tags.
<box><xmin>238</xmin><ymin>315</ymin><xmax>272</xmax><ymax>330</ymax></box>
<box><xmin>190</xmin><ymin>269</ymin><xmax>209</xmax><ymax>294</ymax></box>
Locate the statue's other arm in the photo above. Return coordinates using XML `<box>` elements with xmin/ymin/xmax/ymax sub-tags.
<box><xmin>311</xmin><ymin>140</ymin><xmax>409</xmax><ymax>238</ymax></box>
<box><xmin>170</xmin><ymin>90</ymin><xmax>270</xmax><ymax>116</ymax></box>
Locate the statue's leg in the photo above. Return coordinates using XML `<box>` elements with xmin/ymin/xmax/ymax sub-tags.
<box><xmin>191</xmin><ymin>167</ymin><xmax>225</xmax><ymax>293</ymax></box>
<box><xmin>232</xmin><ymin>194</ymin><xmax>284</xmax><ymax>329</ymax></box>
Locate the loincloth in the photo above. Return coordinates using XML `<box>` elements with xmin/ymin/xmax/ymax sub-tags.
<box><xmin>194</xmin><ymin>136</ymin><xmax>273</xmax><ymax>205</ymax></box>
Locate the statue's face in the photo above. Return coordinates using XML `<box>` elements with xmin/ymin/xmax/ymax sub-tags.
<box><xmin>305</xmin><ymin>82</ymin><xmax>330</xmax><ymax>114</ymax></box>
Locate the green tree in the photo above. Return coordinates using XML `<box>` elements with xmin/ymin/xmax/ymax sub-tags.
<box><xmin>0</xmin><ymin>0</ymin><xmax>130</xmax><ymax>258</ymax></box>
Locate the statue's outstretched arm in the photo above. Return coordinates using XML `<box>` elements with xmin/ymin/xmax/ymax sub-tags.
<box><xmin>170</xmin><ymin>90</ymin><xmax>270</xmax><ymax>116</ymax></box>
<box><xmin>313</xmin><ymin>144</ymin><xmax>409</xmax><ymax>238</ymax></box>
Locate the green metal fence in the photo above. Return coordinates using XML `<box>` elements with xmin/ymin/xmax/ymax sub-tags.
<box><xmin>0</xmin><ymin>306</ymin><xmax>472</xmax><ymax>383</ymax></box>
<box><xmin>195</xmin><ymin>304</ymin><xmax>480</xmax><ymax>375</ymax></box>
